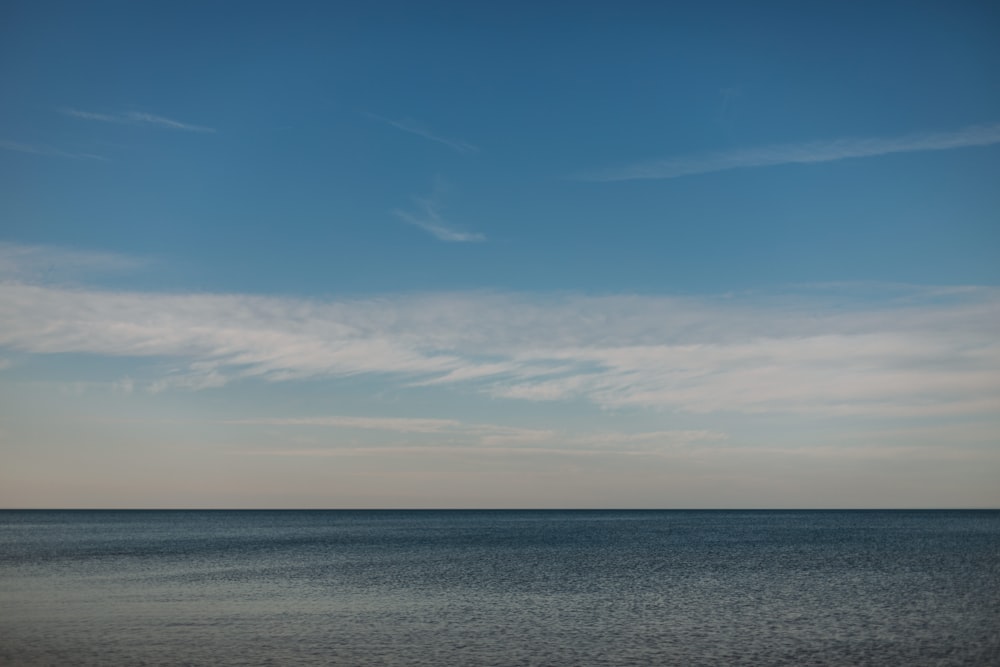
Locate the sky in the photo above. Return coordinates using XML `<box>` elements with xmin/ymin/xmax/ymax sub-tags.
<box><xmin>1</xmin><ymin>0</ymin><xmax>998</xmax><ymax>508</ymax></box>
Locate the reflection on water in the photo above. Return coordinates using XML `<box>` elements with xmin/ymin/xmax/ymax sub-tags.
<box><xmin>1</xmin><ymin>510</ymin><xmax>998</xmax><ymax>666</ymax></box>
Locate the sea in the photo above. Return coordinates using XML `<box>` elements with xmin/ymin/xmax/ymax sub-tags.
<box><xmin>1</xmin><ymin>510</ymin><xmax>998</xmax><ymax>666</ymax></box>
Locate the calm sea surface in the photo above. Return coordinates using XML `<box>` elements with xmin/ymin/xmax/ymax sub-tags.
<box><xmin>1</xmin><ymin>510</ymin><xmax>998</xmax><ymax>666</ymax></box>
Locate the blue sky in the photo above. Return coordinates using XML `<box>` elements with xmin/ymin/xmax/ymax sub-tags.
<box><xmin>1</xmin><ymin>1</ymin><xmax>998</xmax><ymax>507</ymax></box>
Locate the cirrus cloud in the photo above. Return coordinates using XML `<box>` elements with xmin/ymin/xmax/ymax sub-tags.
<box><xmin>578</xmin><ymin>121</ymin><xmax>1000</xmax><ymax>181</ymax></box>
<box><xmin>0</xmin><ymin>253</ymin><xmax>997</xmax><ymax>419</ymax></box>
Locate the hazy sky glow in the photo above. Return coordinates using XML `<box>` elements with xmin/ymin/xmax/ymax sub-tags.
<box><xmin>1</xmin><ymin>1</ymin><xmax>998</xmax><ymax>508</ymax></box>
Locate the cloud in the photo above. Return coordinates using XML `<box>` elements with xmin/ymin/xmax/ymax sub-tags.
<box><xmin>393</xmin><ymin>180</ymin><xmax>486</xmax><ymax>242</ymax></box>
<box><xmin>393</xmin><ymin>207</ymin><xmax>486</xmax><ymax>242</ymax></box>
<box><xmin>47</xmin><ymin>376</ymin><xmax>136</xmax><ymax>396</ymax></box>
<box><xmin>61</xmin><ymin>108</ymin><xmax>215</xmax><ymax>133</ymax></box>
<box><xmin>227</xmin><ymin>414</ymin><xmax>725</xmax><ymax>457</ymax></box>
<box><xmin>0</xmin><ymin>139</ymin><xmax>106</xmax><ymax>160</ymax></box>
<box><xmin>0</xmin><ymin>246</ymin><xmax>998</xmax><ymax>418</ymax></box>
<box><xmin>0</xmin><ymin>242</ymin><xmax>147</xmax><ymax>282</ymax></box>
<box><xmin>245</xmin><ymin>440</ymin><xmax>994</xmax><ymax>466</ymax></box>
<box><xmin>578</xmin><ymin>121</ymin><xmax>1000</xmax><ymax>181</ymax></box>
<box><xmin>366</xmin><ymin>112</ymin><xmax>477</xmax><ymax>153</ymax></box>
<box><xmin>226</xmin><ymin>416</ymin><xmax>464</xmax><ymax>433</ymax></box>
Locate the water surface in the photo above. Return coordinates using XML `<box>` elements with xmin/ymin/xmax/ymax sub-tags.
<box><xmin>1</xmin><ymin>510</ymin><xmax>998</xmax><ymax>665</ymax></box>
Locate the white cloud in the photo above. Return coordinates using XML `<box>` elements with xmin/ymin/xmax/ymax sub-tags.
<box><xmin>393</xmin><ymin>207</ymin><xmax>486</xmax><ymax>242</ymax></box>
<box><xmin>0</xmin><ymin>139</ymin><xmax>106</xmax><ymax>160</ymax></box>
<box><xmin>226</xmin><ymin>416</ymin><xmax>464</xmax><ymax>433</ymax></box>
<box><xmin>61</xmin><ymin>108</ymin><xmax>215</xmax><ymax>133</ymax></box>
<box><xmin>578</xmin><ymin>121</ymin><xmax>1000</xmax><ymax>181</ymax></box>
<box><xmin>0</xmin><ymin>242</ymin><xmax>147</xmax><ymax>282</ymax></box>
<box><xmin>489</xmin><ymin>332</ymin><xmax>1000</xmax><ymax>415</ymax></box>
<box><xmin>45</xmin><ymin>376</ymin><xmax>136</xmax><ymax>395</ymax></box>
<box><xmin>0</xmin><ymin>248</ymin><xmax>997</xmax><ymax>419</ymax></box>
<box><xmin>366</xmin><ymin>112</ymin><xmax>477</xmax><ymax>153</ymax></box>
<box><xmin>227</xmin><ymin>414</ymin><xmax>725</xmax><ymax>456</ymax></box>
<box><xmin>113</xmin><ymin>376</ymin><xmax>135</xmax><ymax>394</ymax></box>
<box><xmin>245</xmin><ymin>440</ymin><xmax>997</xmax><ymax>466</ymax></box>
<box><xmin>393</xmin><ymin>179</ymin><xmax>486</xmax><ymax>242</ymax></box>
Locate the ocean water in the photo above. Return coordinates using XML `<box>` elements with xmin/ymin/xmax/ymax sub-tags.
<box><xmin>1</xmin><ymin>510</ymin><xmax>998</xmax><ymax>666</ymax></box>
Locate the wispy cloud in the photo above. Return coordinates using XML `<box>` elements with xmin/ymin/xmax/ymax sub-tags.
<box><xmin>1</xmin><ymin>247</ymin><xmax>998</xmax><ymax>419</ymax></box>
<box><xmin>0</xmin><ymin>241</ymin><xmax>147</xmax><ymax>281</ymax></box>
<box><xmin>61</xmin><ymin>108</ymin><xmax>215</xmax><ymax>133</ymax></box>
<box><xmin>578</xmin><ymin>121</ymin><xmax>1000</xmax><ymax>181</ymax></box>
<box><xmin>0</xmin><ymin>139</ymin><xmax>106</xmax><ymax>160</ymax></box>
<box><xmin>226</xmin><ymin>414</ymin><xmax>725</xmax><ymax>457</ymax></box>
<box><xmin>243</xmin><ymin>439</ymin><xmax>993</xmax><ymax>466</ymax></box>
<box><xmin>393</xmin><ymin>206</ymin><xmax>486</xmax><ymax>242</ymax></box>
<box><xmin>366</xmin><ymin>112</ymin><xmax>477</xmax><ymax>153</ymax></box>
<box><xmin>393</xmin><ymin>179</ymin><xmax>486</xmax><ymax>242</ymax></box>
<box><xmin>227</xmin><ymin>416</ymin><xmax>464</xmax><ymax>433</ymax></box>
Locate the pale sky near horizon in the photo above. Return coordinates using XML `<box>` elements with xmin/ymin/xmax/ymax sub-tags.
<box><xmin>1</xmin><ymin>1</ymin><xmax>998</xmax><ymax>508</ymax></box>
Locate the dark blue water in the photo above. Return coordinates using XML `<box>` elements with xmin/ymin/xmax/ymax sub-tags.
<box><xmin>1</xmin><ymin>510</ymin><xmax>998</xmax><ymax>666</ymax></box>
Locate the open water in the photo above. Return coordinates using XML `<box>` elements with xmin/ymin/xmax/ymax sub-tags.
<box><xmin>1</xmin><ymin>510</ymin><xmax>998</xmax><ymax>666</ymax></box>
